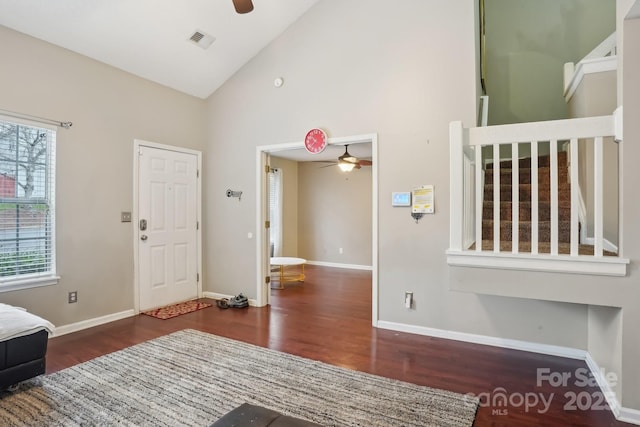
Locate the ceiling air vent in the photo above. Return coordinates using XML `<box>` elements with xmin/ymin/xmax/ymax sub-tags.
<box><xmin>188</xmin><ymin>30</ymin><xmax>215</xmax><ymax>49</ymax></box>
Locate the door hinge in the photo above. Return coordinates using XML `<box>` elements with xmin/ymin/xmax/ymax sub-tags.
<box><xmin>196</xmin><ymin>221</ymin><xmax>199</xmax><ymax>230</ymax></box>
<box><xmin>197</xmin><ymin>169</ymin><xmax>200</xmax><ymax>178</ymax></box>
<box><xmin>265</xmin><ymin>165</ymin><xmax>271</xmax><ymax>173</ymax></box>
<box><xmin>265</xmin><ymin>276</ymin><xmax>270</xmax><ymax>284</ymax></box>
<box><xmin>265</xmin><ymin>220</ymin><xmax>270</xmax><ymax>229</ymax></box>
<box><xmin>197</xmin><ymin>273</ymin><xmax>200</xmax><ymax>282</ymax></box>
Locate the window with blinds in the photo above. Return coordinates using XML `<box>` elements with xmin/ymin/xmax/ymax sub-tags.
<box><xmin>0</xmin><ymin>117</ymin><xmax>57</xmax><ymax>289</ymax></box>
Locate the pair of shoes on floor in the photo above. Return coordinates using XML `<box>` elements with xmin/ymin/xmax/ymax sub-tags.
<box><xmin>216</xmin><ymin>293</ymin><xmax>249</xmax><ymax>309</ymax></box>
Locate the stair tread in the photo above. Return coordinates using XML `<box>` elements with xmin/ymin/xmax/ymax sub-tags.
<box><xmin>482</xmin><ymin>219</ymin><xmax>572</xmax><ymax>224</ymax></box>
<box><xmin>483</xmin><ymin>200</ymin><xmax>571</xmax><ymax>206</ymax></box>
<box><xmin>486</xmin><ymin>151</ymin><xmax>568</xmax><ymax>169</ymax></box>
<box><xmin>481</xmin><ymin>150</ymin><xmax>576</xmax><ymax>247</ymax></box>
<box><xmin>484</xmin><ymin>183</ymin><xmax>571</xmax><ymax>189</ymax></box>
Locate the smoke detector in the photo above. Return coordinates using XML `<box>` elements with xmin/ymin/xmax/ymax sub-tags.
<box><xmin>188</xmin><ymin>30</ymin><xmax>215</xmax><ymax>49</ymax></box>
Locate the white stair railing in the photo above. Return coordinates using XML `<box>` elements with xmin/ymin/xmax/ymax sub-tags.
<box><xmin>448</xmin><ymin>111</ymin><xmax>628</xmax><ymax>276</ymax></box>
<box><xmin>564</xmin><ymin>32</ymin><xmax>617</xmax><ymax>100</ymax></box>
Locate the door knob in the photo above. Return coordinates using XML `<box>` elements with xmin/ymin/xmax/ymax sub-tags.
<box><xmin>140</xmin><ymin>235</ymin><xmax>148</xmax><ymax>241</ymax></box>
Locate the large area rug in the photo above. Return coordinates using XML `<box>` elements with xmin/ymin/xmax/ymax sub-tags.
<box><xmin>0</xmin><ymin>329</ymin><xmax>479</xmax><ymax>426</ymax></box>
<box><xmin>141</xmin><ymin>300</ymin><xmax>212</xmax><ymax>319</ymax></box>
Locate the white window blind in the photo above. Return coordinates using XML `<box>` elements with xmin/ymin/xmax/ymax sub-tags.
<box><xmin>268</xmin><ymin>168</ymin><xmax>283</xmax><ymax>257</ymax></box>
<box><xmin>0</xmin><ymin>117</ymin><xmax>57</xmax><ymax>289</ymax></box>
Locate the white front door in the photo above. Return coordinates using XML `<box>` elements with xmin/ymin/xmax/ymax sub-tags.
<box><xmin>137</xmin><ymin>145</ymin><xmax>199</xmax><ymax>311</ymax></box>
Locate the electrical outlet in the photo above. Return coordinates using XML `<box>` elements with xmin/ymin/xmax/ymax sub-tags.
<box><xmin>404</xmin><ymin>291</ymin><xmax>413</xmax><ymax>309</ymax></box>
<box><xmin>68</xmin><ymin>291</ymin><xmax>78</xmax><ymax>304</ymax></box>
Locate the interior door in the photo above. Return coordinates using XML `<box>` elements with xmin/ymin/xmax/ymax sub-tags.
<box><xmin>138</xmin><ymin>145</ymin><xmax>198</xmax><ymax>310</ymax></box>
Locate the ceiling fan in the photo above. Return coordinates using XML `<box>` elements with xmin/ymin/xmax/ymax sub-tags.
<box><xmin>321</xmin><ymin>145</ymin><xmax>372</xmax><ymax>172</ymax></box>
<box><xmin>233</xmin><ymin>0</ymin><xmax>254</xmax><ymax>14</ymax></box>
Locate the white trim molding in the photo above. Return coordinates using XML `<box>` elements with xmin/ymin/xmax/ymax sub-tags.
<box><xmin>564</xmin><ymin>56</ymin><xmax>617</xmax><ymax>102</ymax></box>
<box><xmin>447</xmin><ymin>250</ymin><xmax>629</xmax><ymax>277</ymax></box>
<box><xmin>46</xmin><ymin>306</ymin><xmax>640</xmax><ymax>425</ymax></box>
<box><xmin>378</xmin><ymin>320</ymin><xmax>640</xmax><ymax>425</ymax></box>
<box><xmin>52</xmin><ymin>309</ymin><xmax>136</xmax><ymax>337</ymax></box>
<box><xmin>584</xmin><ymin>352</ymin><xmax>621</xmax><ymax>418</ymax></box>
<box><xmin>377</xmin><ymin>320</ymin><xmax>587</xmax><ymax>359</ymax></box>
<box><xmin>203</xmin><ymin>291</ymin><xmax>257</xmax><ymax>307</ymax></box>
<box><xmin>619</xmin><ymin>408</ymin><xmax>640</xmax><ymax>425</ymax></box>
<box><xmin>256</xmin><ymin>132</ymin><xmax>379</xmax><ymax>325</ymax></box>
<box><xmin>305</xmin><ymin>260</ymin><xmax>372</xmax><ymax>271</ymax></box>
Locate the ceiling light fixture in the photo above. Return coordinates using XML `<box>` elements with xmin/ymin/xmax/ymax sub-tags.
<box><xmin>338</xmin><ymin>145</ymin><xmax>357</xmax><ymax>172</ymax></box>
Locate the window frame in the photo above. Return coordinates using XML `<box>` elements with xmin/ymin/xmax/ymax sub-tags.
<box><xmin>0</xmin><ymin>115</ymin><xmax>59</xmax><ymax>292</ymax></box>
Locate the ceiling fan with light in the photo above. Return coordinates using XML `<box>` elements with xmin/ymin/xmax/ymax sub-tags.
<box><xmin>318</xmin><ymin>145</ymin><xmax>373</xmax><ymax>172</ymax></box>
<box><xmin>233</xmin><ymin>0</ymin><xmax>254</xmax><ymax>14</ymax></box>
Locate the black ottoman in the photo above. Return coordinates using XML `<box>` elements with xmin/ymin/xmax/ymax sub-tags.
<box><xmin>211</xmin><ymin>403</ymin><xmax>322</xmax><ymax>427</ymax></box>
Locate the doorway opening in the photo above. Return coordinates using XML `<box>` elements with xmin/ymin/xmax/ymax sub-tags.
<box><xmin>256</xmin><ymin>133</ymin><xmax>378</xmax><ymax>326</ymax></box>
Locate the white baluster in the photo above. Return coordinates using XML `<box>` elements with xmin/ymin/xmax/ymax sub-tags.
<box><xmin>594</xmin><ymin>136</ymin><xmax>604</xmax><ymax>257</ymax></box>
<box><xmin>550</xmin><ymin>140</ymin><xmax>559</xmax><ymax>255</ymax></box>
<box><xmin>512</xmin><ymin>142</ymin><xmax>519</xmax><ymax>253</ymax></box>
<box><xmin>475</xmin><ymin>146</ymin><xmax>483</xmax><ymax>252</ymax></box>
<box><xmin>531</xmin><ymin>141</ymin><xmax>539</xmax><ymax>254</ymax></box>
<box><xmin>493</xmin><ymin>144</ymin><xmax>500</xmax><ymax>252</ymax></box>
<box><xmin>570</xmin><ymin>138</ymin><xmax>579</xmax><ymax>256</ymax></box>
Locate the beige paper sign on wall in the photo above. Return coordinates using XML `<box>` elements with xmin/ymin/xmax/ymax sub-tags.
<box><xmin>412</xmin><ymin>185</ymin><xmax>434</xmax><ymax>214</ymax></box>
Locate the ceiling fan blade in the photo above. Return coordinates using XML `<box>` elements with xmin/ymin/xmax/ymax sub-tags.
<box><xmin>233</xmin><ymin>0</ymin><xmax>254</xmax><ymax>14</ymax></box>
<box><xmin>358</xmin><ymin>160</ymin><xmax>373</xmax><ymax>166</ymax></box>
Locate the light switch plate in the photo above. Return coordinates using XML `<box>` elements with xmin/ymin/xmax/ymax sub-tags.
<box><xmin>121</xmin><ymin>212</ymin><xmax>132</xmax><ymax>222</ymax></box>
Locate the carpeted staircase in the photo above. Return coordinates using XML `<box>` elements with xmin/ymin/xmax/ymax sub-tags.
<box><xmin>478</xmin><ymin>150</ymin><xmax>607</xmax><ymax>255</ymax></box>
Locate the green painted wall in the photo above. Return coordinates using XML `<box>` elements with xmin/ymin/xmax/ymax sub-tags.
<box><xmin>485</xmin><ymin>0</ymin><xmax>616</xmax><ymax>124</ymax></box>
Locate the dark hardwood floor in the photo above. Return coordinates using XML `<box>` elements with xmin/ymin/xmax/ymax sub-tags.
<box><xmin>46</xmin><ymin>265</ymin><xmax>628</xmax><ymax>426</ymax></box>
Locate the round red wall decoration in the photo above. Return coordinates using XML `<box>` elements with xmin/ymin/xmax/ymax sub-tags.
<box><xmin>304</xmin><ymin>128</ymin><xmax>328</xmax><ymax>154</ymax></box>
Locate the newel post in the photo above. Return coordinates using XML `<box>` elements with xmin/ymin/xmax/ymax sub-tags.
<box><xmin>449</xmin><ymin>121</ymin><xmax>464</xmax><ymax>251</ymax></box>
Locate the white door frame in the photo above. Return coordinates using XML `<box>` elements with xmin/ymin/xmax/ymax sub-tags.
<box><xmin>132</xmin><ymin>139</ymin><xmax>203</xmax><ymax>313</ymax></box>
<box><xmin>255</xmin><ymin>133</ymin><xmax>379</xmax><ymax>326</ymax></box>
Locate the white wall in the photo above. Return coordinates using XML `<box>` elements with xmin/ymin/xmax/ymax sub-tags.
<box><xmin>0</xmin><ymin>26</ymin><xmax>206</xmax><ymax>325</ymax></box>
<box><xmin>588</xmin><ymin>305</ymin><xmax>622</xmax><ymax>400</ymax></box>
<box><xmin>203</xmin><ymin>0</ymin><xmax>589</xmax><ymax>352</ymax></box>
<box><xmin>620</xmin><ymin>11</ymin><xmax>640</xmax><ymax>412</ymax></box>
<box><xmin>3</xmin><ymin>0</ymin><xmax>639</xmax><ymax>414</ymax></box>
<box><xmin>298</xmin><ymin>162</ymin><xmax>372</xmax><ymax>266</ymax></box>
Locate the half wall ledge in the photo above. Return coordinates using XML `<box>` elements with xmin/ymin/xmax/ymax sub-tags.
<box><xmin>446</xmin><ymin>250</ymin><xmax>629</xmax><ymax>277</ymax></box>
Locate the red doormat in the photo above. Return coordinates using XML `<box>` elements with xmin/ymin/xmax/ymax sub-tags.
<box><xmin>142</xmin><ymin>300</ymin><xmax>212</xmax><ymax>320</ymax></box>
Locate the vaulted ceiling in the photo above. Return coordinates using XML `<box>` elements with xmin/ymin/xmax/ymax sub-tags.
<box><xmin>0</xmin><ymin>0</ymin><xmax>320</xmax><ymax>99</ymax></box>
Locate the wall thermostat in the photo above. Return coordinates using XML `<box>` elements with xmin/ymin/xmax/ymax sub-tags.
<box><xmin>392</xmin><ymin>192</ymin><xmax>411</xmax><ymax>206</ymax></box>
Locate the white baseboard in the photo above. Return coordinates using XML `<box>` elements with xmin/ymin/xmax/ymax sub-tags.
<box><xmin>52</xmin><ymin>309</ymin><xmax>136</xmax><ymax>337</ymax></box>
<box><xmin>202</xmin><ymin>291</ymin><xmax>257</xmax><ymax>307</ymax></box>
<box><xmin>46</xmin><ymin>306</ymin><xmax>640</xmax><ymax>425</ymax></box>
<box><xmin>377</xmin><ymin>320</ymin><xmax>586</xmax><ymax>359</ymax></box>
<box><xmin>619</xmin><ymin>407</ymin><xmax>640</xmax><ymax>425</ymax></box>
<box><xmin>377</xmin><ymin>320</ymin><xmax>640</xmax><ymax>425</ymax></box>
<box><xmin>585</xmin><ymin>352</ymin><xmax>621</xmax><ymax>417</ymax></box>
<box><xmin>305</xmin><ymin>260</ymin><xmax>372</xmax><ymax>271</ymax></box>
<box><xmin>584</xmin><ymin>353</ymin><xmax>640</xmax><ymax>425</ymax></box>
